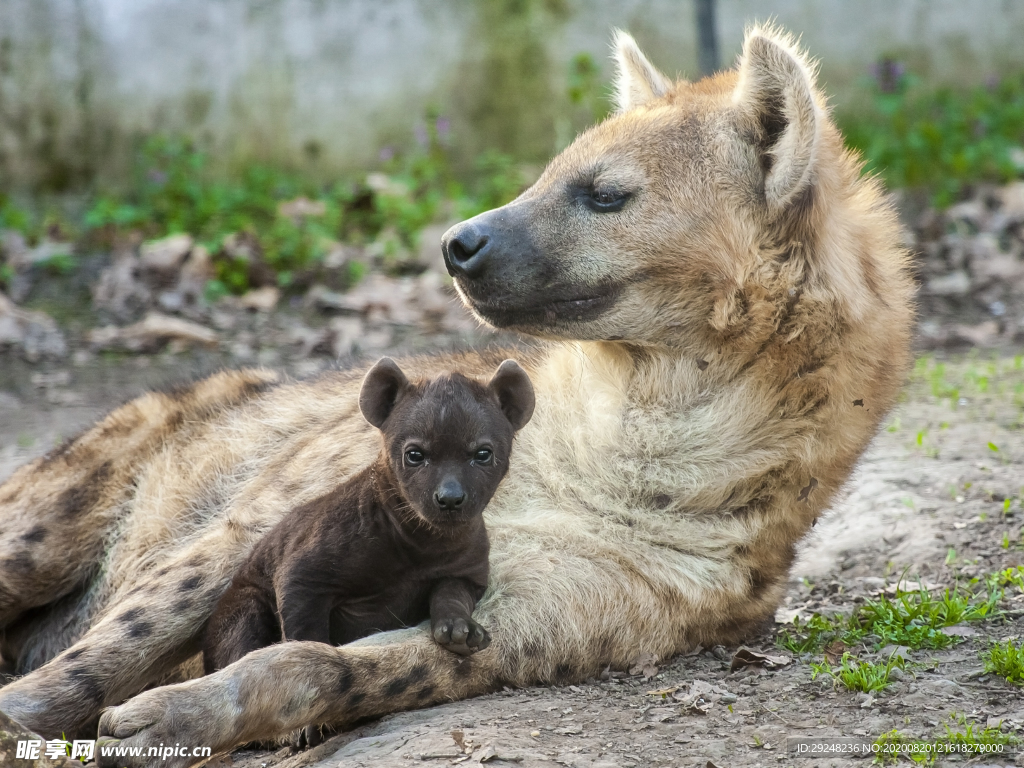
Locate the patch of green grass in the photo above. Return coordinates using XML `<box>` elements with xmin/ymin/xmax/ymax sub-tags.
<box><xmin>778</xmin><ymin>581</ymin><xmax>1001</xmax><ymax>654</ymax></box>
<box><xmin>991</xmin><ymin>566</ymin><xmax>1024</xmax><ymax>592</ymax></box>
<box><xmin>873</xmin><ymin>715</ymin><xmax>1018</xmax><ymax>765</ymax></box>
<box><xmin>811</xmin><ymin>651</ymin><xmax>905</xmax><ymax>693</ymax></box>
<box><xmin>982</xmin><ymin>640</ymin><xmax>1024</xmax><ymax>685</ymax></box>
<box><xmin>5</xmin><ymin>122</ymin><xmax>527</xmax><ymax>297</ymax></box>
<box><xmin>872</xmin><ymin>728</ymin><xmax>933</xmax><ymax>765</ymax></box>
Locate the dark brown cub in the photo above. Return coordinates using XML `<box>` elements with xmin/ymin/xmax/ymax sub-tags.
<box><xmin>201</xmin><ymin>357</ymin><xmax>533</xmax><ymax>744</ymax></box>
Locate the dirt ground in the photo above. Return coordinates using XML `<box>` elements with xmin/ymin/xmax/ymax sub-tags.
<box><xmin>2</xmin><ymin>342</ymin><xmax>1024</xmax><ymax>768</ymax></box>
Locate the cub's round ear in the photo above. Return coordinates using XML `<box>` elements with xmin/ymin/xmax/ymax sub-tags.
<box><xmin>359</xmin><ymin>357</ymin><xmax>410</xmax><ymax>429</ymax></box>
<box><xmin>488</xmin><ymin>360</ymin><xmax>535</xmax><ymax>432</ymax></box>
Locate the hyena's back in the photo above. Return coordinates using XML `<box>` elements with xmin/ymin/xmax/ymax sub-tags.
<box><xmin>0</xmin><ymin>369</ymin><xmax>287</xmax><ymax>663</ymax></box>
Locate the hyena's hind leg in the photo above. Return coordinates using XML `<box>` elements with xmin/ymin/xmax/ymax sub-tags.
<box><xmin>202</xmin><ymin>581</ymin><xmax>282</xmax><ymax>674</ymax></box>
<box><xmin>0</xmin><ymin>519</ymin><xmax>262</xmax><ymax>738</ymax></box>
<box><xmin>0</xmin><ymin>369</ymin><xmax>280</xmax><ymax>628</ymax></box>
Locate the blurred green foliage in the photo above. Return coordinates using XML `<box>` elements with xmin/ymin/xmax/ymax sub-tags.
<box><xmin>839</xmin><ymin>62</ymin><xmax>1024</xmax><ymax>207</ymax></box>
<box><xmin>6</xmin><ymin>58</ymin><xmax>1024</xmax><ymax>298</ymax></box>
<box><xmin>75</xmin><ymin>120</ymin><xmax>527</xmax><ymax>295</ymax></box>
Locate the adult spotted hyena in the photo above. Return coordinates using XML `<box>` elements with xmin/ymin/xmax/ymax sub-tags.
<box><xmin>0</xmin><ymin>24</ymin><xmax>913</xmax><ymax>766</ymax></box>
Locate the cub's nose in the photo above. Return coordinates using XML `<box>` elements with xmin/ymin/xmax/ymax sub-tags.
<box><xmin>434</xmin><ymin>479</ymin><xmax>466</xmax><ymax>510</ymax></box>
<box><xmin>442</xmin><ymin>221</ymin><xmax>490</xmax><ymax>279</ymax></box>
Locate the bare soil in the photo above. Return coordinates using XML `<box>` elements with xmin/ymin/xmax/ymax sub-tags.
<box><xmin>2</xmin><ymin>346</ymin><xmax>1024</xmax><ymax>768</ymax></box>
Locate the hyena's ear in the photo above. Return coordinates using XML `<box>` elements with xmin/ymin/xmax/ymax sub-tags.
<box><xmin>733</xmin><ymin>24</ymin><xmax>823</xmax><ymax>209</ymax></box>
<box><xmin>359</xmin><ymin>357</ymin><xmax>410</xmax><ymax>428</ymax></box>
<box><xmin>488</xmin><ymin>360</ymin><xmax>535</xmax><ymax>432</ymax></box>
<box><xmin>612</xmin><ymin>29</ymin><xmax>672</xmax><ymax>112</ymax></box>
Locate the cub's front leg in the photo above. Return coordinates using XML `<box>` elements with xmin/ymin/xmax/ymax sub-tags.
<box><xmin>429</xmin><ymin>577</ymin><xmax>490</xmax><ymax>656</ymax></box>
<box><xmin>277</xmin><ymin>575</ymin><xmax>334</xmax><ymax>749</ymax></box>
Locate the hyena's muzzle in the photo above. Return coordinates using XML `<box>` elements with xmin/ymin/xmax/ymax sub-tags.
<box><xmin>441</xmin><ymin>200</ymin><xmax>626</xmax><ymax>334</ymax></box>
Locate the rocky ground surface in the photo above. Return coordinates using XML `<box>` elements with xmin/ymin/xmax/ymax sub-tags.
<box><xmin>3</xmin><ymin>187</ymin><xmax>1024</xmax><ymax>767</ymax></box>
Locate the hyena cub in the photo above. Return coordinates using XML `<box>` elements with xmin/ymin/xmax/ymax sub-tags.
<box><xmin>201</xmin><ymin>357</ymin><xmax>534</xmax><ymax>730</ymax></box>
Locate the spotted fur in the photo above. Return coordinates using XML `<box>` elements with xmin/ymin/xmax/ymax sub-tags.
<box><xmin>0</xmin><ymin>24</ymin><xmax>913</xmax><ymax>767</ymax></box>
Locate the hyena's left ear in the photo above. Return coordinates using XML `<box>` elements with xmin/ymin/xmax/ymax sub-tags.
<box><xmin>733</xmin><ymin>24</ymin><xmax>823</xmax><ymax>210</ymax></box>
<box><xmin>612</xmin><ymin>29</ymin><xmax>673</xmax><ymax>112</ymax></box>
<box><xmin>488</xmin><ymin>360</ymin><xmax>535</xmax><ymax>432</ymax></box>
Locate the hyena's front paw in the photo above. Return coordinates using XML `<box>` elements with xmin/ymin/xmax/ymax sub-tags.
<box><xmin>431</xmin><ymin>617</ymin><xmax>491</xmax><ymax>656</ymax></box>
<box><xmin>97</xmin><ymin>680</ymin><xmax>237</xmax><ymax>768</ymax></box>
<box><xmin>290</xmin><ymin>724</ymin><xmax>323</xmax><ymax>750</ymax></box>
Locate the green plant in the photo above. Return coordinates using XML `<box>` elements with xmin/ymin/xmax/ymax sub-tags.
<box><xmin>778</xmin><ymin>581</ymin><xmax>1001</xmax><ymax>654</ymax></box>
<box><xmin>872</xmin><ymin>715</ymin><xmax>1017</xmax><ymax>766</ymax></box>
<box><xmin>567</xmin><ymin>52</ymin><xmax>612</xmax><ymax>126</ymax></box>
<box><xmin>73</xmin><ymin>124</ymin><xmax>525</xmax><ymax>294</ymax></box>
<box><xmin>811</xmin><ymin>651</ymin><xmax>904</xmax><ymax>692</ymax></box>
<box><xmin>840</xmin><ymin>64</ymin><xmax>1024</xmax><ymax>207</ymax></box>
<box><xmin>983</xmin><ymin>640</ymin><xmax>1024</xmax><ymax>684</ymax></box>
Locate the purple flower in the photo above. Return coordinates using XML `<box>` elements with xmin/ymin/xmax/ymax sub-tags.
<box><xmin>871</xmin><ymin>57</ymin><xmax>906</xmax><ymax>94</ymax></box>
<box><xmin>414</xmin><ymin>123</ymin><xmax>429</xmax><ymax>148</ymax></box>
<box><xmin>435</xmin><ymin>116</ymin><xmax>451</xmax><ymax>141</ymax></box>
<box><xmin>378</xmin><ymin>146</ymin><xmax>395</xmax><ymax>163</ymax></box>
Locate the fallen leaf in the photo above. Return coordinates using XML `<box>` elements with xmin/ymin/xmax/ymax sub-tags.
<box><xmin>884</xmin><ymin>579</ymin><xmax>941</xmax><ymax>595</ymax></box>
<box><xmin>729</xmin><ymin>647</ymin><xmax>793</xmax><ymax>673</ymax></box>
<box><xmin>451</xmin><ymin>730</ymin><xmax>467</xmax><ymax>750</ymax></box>
<box><xmin>629</xmin><ymin>652</ymin><xmax>660</xmax><ymax>679</ymax></box>
<box><xmin>824</xmin><ymin>640</ymin><xmax>846</xmax><ymax>665</ymax></box>
<box><xmin>647</xmin><ymin>686</ymin><xmax>681</xmax><ymax>697</ymax></box>
<box><xmin>646</xmin><ymin>707</ymin><xmax>677</xmax><ymax>723</ymax></box>
<box><xmin>941</xmin><ymin>624</ymin><xmax>978</xmax><ymax>637</ymax></box>
<box><xmin>672</xmin><ymin>679</ymin><xmax>714</xmax><ymax>714</ymax></box>
<box><xmin>478</xmin><ymin>744</ymin><xmax>497</xmax><ymax>763</ymax></box>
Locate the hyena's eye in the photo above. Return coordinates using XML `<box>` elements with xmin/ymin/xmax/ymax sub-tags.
<box><xmin>404</xmin><ymin>448</ymin><xmax>426</xmax><ymax>466</ymax></box>
<box><xmin>584</xmin><ymin>188</ymin><xmax>630</xmax><ymax>213</ymax></box>
<box><xmin>473</xmin><ymin>448</ymin><xmax>493</xmax><ymax>465</ymax></box>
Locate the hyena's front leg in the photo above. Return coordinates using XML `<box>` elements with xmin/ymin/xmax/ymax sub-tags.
<box><xmin>96</xmin><ymin>632</ymin><xmax>503</xmax><ymax>768</ymax></box>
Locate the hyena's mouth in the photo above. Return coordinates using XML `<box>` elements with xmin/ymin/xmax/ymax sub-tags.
<box><xmin>461</xmin><ymin>283</ymin><xmax>622</xmax><ymax>328</ymax></box>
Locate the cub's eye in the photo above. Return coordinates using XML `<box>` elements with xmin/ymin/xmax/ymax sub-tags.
<box><xmin>474</xmin><ymin>448</ymin><xmax>493</xmax><ymax>465</ymax></box>
<box><xmin>404</xmin><ymin>449</ymin><xmax>425</xmax><ymax>466</ymax></box>
<box><xmin>585</xmin><ymin>188</ymin><xmax>630</xmax><ymax>213</ymax></box>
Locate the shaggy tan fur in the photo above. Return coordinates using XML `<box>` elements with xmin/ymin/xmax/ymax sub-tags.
<box><xmin>0</xmin><ymin>24</ymin><xmax>913</xmax><ymax>767</ymax></box>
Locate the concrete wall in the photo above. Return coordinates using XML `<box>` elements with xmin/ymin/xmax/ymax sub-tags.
<box><xmin>2</xmin><ymin>0</ymin><xmax>1024</xmax><ymax>192</ymax></box>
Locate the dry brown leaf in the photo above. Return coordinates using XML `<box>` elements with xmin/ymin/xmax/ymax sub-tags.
<box><xmin>628</xmin><ymin>652</ymin><xmax>660</xmax><ymax>679</ymax></box>
<box><xmin>478</xmin><ymin>744</ymin><xmax>497</xmax><ymax>762</ymax></box>
<box><xmin>940</xmin><ymin>624</ymin><xmax>978</xmax><ymax>637</ymax></box>
<box><xmin>729</xmin><ymin>646</ymin><xmax>793</xmax><ymax>673</ymax></box>
<box><xmin>646</xmin><ymin>685</ymin><xmax>681</xmax><ymax>697</ymax></box>
<box><xmin>824</xmin><ymin>640</ymin><xmax>846</xmax><ymax>665</ymax></box>
<box><xmin>672</xmin><ymin>679</ymin><xmax>714</xmax><ymax>714</ymax></box>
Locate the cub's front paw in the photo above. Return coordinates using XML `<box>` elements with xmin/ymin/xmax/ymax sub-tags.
<box><xmin>431</xmin><ymin>617</ymin><xmax>490</xmax><ymax>656</ymax></box>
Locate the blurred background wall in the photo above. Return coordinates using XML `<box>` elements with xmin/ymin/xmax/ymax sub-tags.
<box><xmin>3</xmin><ymin>0</ymin><xmax>1024</xmax><ymax>192</ymax></box>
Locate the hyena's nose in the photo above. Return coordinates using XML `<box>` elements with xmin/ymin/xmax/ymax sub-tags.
<box><xmin>442</xmin><ymin>221</ymin><xmax>490</xmax><ymax>279</ymax></box>
<box><xmin>434</xmin><ymin>479</ymin><xmax>466</xmax><ymax>510</ymax></box>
